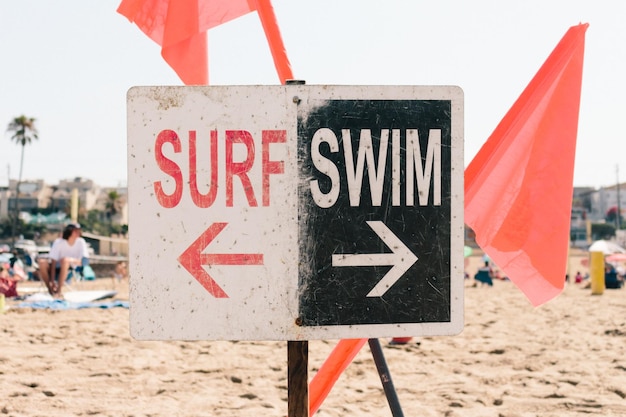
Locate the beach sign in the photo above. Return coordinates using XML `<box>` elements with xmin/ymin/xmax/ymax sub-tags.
<box><xmin>127</xmin><ymin>85</ymin><xmax>464</xmax><ymax>340</ymax></box>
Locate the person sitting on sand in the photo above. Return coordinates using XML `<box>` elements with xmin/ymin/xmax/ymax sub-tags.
<box><xmin>114</xmin><ymin>261</ymin><xmax>127</xmax><ymax>284</ymax></box>
<box><xmin>8</xmin><ymin>250</ymin><xmax>26</xmax><ymax>280</ymax></box>
<box><xmin>574</xmin><ymin>271</ymin><xmax>583</xmax><ymax>284</ymax></box>
<box><xmin>37</xmin><ymin>223</ymin><xmax>90</xmax><ymax>297</ymax></box>
<box><xmin>0</xmin><ymin>265</ymin><xmax>20</xmax><ymax>297</ymax></box>
<box><xmin>474</xmin><ymin>261</ymin><xmax>494</xmax><ymax>287</ymax></box>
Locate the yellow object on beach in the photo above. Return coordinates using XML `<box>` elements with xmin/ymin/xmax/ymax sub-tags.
<box><xmin>589</xmin><ymin>251</ymin><xmax>604</xmax><ymax>295</ymax></box>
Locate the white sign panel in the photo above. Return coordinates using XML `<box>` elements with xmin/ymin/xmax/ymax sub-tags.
<box><xmin>127</xmin><ymin>85</ymin><xmax>464</xmax><ymax>341</ymax></box>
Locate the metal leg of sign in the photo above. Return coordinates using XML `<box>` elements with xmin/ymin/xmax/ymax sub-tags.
<box><xmin>368</xmin><ymin>338</ymin><xmax>405</xmax><ymax>417</ymax></box>
<box><xmin>288</xmin><ymin>341</ymin><xmax>309</xmax><ymax>417</ymax></box>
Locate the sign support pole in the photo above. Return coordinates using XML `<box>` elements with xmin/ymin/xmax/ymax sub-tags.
<box><xmin>286</xmin><ymin>78</ymin><xmax>309</xmax><ymax>417</ymax></box>
<box><xmin>368</xmin><ymin>339</ymin><xmax>405</xmax><ymax>417</ymax></box>
<box><xmin>288</xmin><ymin>340</ymin><xmax>309</xmax><ymax>417</ymax></box>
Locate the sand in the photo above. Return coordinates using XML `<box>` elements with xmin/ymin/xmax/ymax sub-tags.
<box><xmin>1</xmin><ymin>264</ymin><xmax>625</xmax><ymax>417</ymax></box>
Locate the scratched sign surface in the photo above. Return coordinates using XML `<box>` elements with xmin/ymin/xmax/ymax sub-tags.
<box><xmin>127</xmin><ymin>85</ymin><xmax>464</xmax><ymax>341</ymax></box>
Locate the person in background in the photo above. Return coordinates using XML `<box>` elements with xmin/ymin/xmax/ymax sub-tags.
<box><xmin>574</xmin><ymin>271</ymin><xmax>584</xmax><ymax>284</ymax></box>
<box><xmin>113</xmin><ymin>260</ymin><xmax>128</xmax><ymax>287</ymax></box>
<box><xmin>474</xmin><ymin>260</ymin><xmax>494</xmax><ymax>287</ymax></box>
<box><xmin>8</xmin><ymin>250</ymin><xmax>26</xmax><ymax>280</ymax></box>
<box><xmin>37</xmin><ymin>223</ymin><xmax>90</xmax><ymax>297</ymax></box>
<box><xmin>9</xmin><ymin>251</ymin><xmax>19</xmax><ymax>269</ymax></box>
<box><xmin>0</xmin><ymin>265</ymin><xmax>20</xmax><ymax>298</ymax></box>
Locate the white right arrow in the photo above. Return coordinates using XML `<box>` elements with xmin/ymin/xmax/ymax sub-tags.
<box><xmin>331</xmin><ymin>220</ymin><xmax>418</xmax><ymax>297</ymax></box>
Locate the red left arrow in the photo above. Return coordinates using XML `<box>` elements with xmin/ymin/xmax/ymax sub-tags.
<box><xmin>178</xmin><ymin>222</ymin><xmax>264</xmax><ymax>298</ymax></box>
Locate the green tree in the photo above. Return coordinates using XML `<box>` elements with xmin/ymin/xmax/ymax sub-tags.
<box><xmin>6</xmin><ymin>115</ymin><xmax>38</xmax><ymax>243</ymax></box>
<box><xmin>105</xmin><ymin>190</ymin><xmax>122</xmax><ymax>235</ymax></box>
<box><xmin>591</xmin><ymin>223</ymin><xmax>616</xmax><ymax>240</ymax></box>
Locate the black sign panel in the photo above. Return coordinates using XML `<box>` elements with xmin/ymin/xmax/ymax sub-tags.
<box><xmin>298</xmin><ymin>99</ymin><xmax>452</xmax><ymax>326</ymax></box>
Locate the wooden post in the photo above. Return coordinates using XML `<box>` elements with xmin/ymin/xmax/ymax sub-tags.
<box><xmin>286</xmin><ymin>78</ymin><xmax>309</xmax><ymax>417</ymax></box>
<box><xmin>288</xmin><ymin>341</ymin><xmax>309</xmax><ymax>417</ymax></box>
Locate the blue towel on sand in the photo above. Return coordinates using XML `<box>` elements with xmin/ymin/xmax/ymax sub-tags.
<box><xmin>17</xmin><ymin>299</ymin><xmax>129</xmax><ymax>310</ymax></box>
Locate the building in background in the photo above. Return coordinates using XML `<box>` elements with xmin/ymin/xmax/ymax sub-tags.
<box><xmin>5</xmin><ymin>179</ymin><xmax>53</xmax><ymax>215</ymax></box>
<box><xmin>0</xmin><ymin>177</ymin><xmax>127</xmax><ymax>230</ymax></box>
<box><xmin>465</xmin><ymin>185</ymin><xmax>626</xmax><ymax>250</ymax></box>
<box><xmin>51</xmin><ymin>177</ymin><xmax>101</xmax><ymax>214</ymax></box>
<box><xmin>4</xmin><ymin>177</ymin><xmax>626</xmax><ymax>254</ymax></box>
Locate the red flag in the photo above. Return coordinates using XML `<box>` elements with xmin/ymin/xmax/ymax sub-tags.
<box><xmin>309</xmin><ymin>24</ymin><xmax>588</xmax><ymax>414</ymax></box>
<box><xmin>309</xmin><ymin>339</ymin><xmax>367</xmax><ymax>415</ymax></box>
<box><xmin>465</xmin><ymin>23</ymin><xmax>588</xmax><ymax>306</ymax></box>
<box><xmin>117</xmin><ymin>0</ymin><xmax>293</xmax><ymax>85</ymax></box>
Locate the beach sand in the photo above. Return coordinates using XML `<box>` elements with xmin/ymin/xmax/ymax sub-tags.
<box><xmin>1</xmin><ymin>264</ymin><xmax>625</xmax><ymax>417</ymax></box>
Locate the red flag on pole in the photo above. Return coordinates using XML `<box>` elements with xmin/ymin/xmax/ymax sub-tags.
<box><xmin>117</xmin><ymin>0</ymin><xmax>293</xmax><ymax>85</ymax></box>
<box><xmin>465</xmin><ymin>23</ymin><xmax>588</xmax><ymax>306</ymax></box>
<box><xmin>309</xmin><ymin>23</ymin><xmax>588</xmax><ymax>413</ymax></box>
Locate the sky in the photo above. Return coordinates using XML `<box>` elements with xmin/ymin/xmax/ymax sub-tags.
<box><xmin>1</xmin><ymin>1</ymin><xmax>625</xmax><ymax>189</ymax></box>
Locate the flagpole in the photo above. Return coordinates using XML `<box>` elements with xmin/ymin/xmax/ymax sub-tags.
<box><xmin>368</xmin><ymin>339</ymin><xmax>405</xmax><ymax>417</ymax></box>
<box><xmin>255</xmin><ymin>0</ymin><xmax>294</xmax><ymax>83</ymax></box>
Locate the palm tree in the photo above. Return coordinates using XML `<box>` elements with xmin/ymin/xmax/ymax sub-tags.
<box><xmin>105</xmin><ymin>190</ymin><xmax>122</xmax><ymax>235</ymax></box>
<box><xmin>6</xmin><ymin>115</ymin><xmax>39</xmax><ymax>243</ymax></box>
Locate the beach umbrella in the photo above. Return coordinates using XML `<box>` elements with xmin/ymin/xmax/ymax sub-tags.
<box><xmin>588</xmin><ymin>240</ymin><xmax>626</xmax><ymax>255</ymax></box>
<box><xmin>605</xmin><ymin>253</ymin><xmax>626</xmax><ymax>262</ymax></box>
